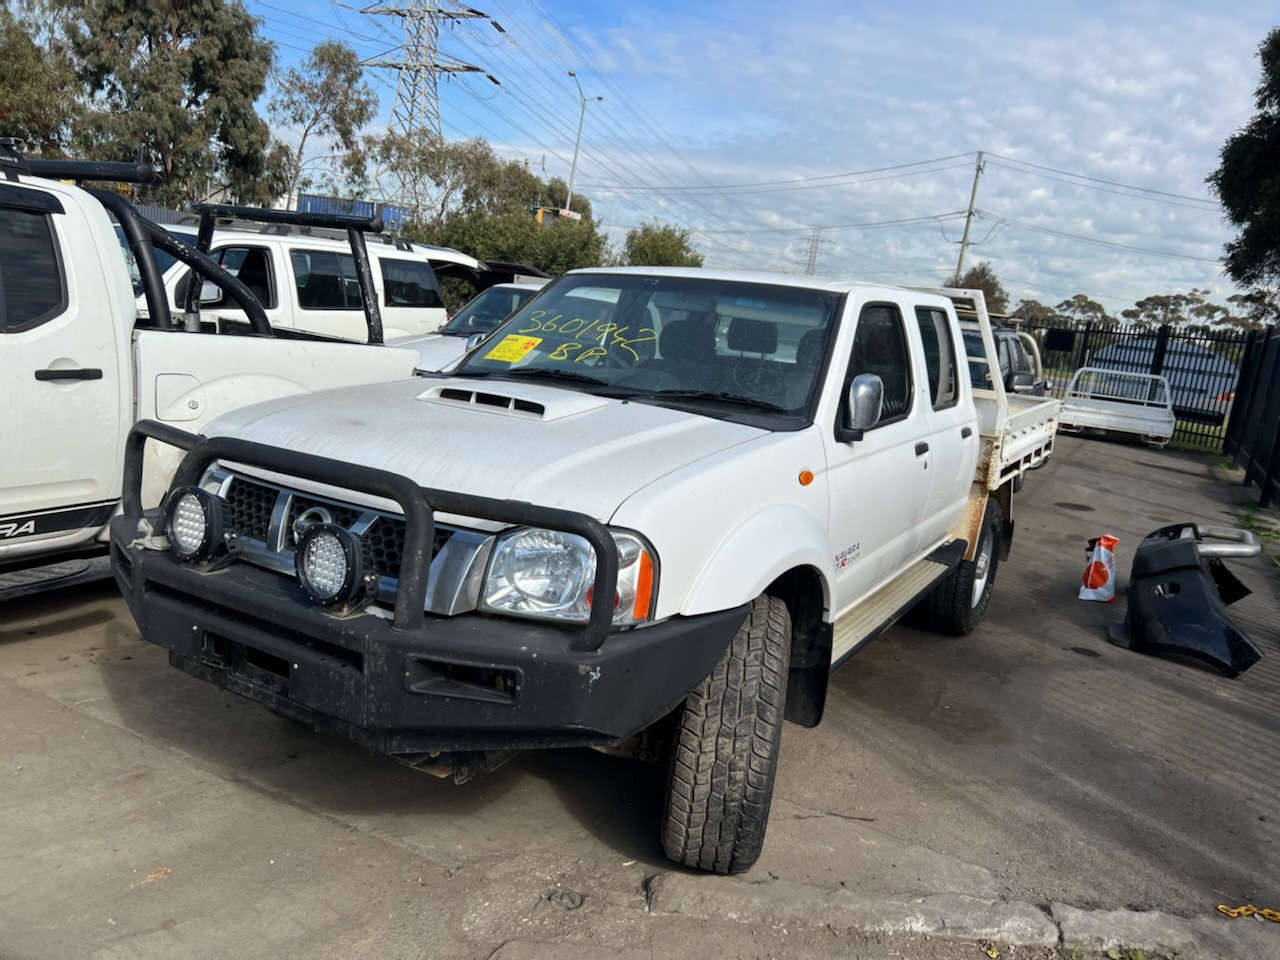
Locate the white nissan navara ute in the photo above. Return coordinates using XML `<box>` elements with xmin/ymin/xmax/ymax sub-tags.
<box><xmin>111</xmin><ymin>268</ymin><xmax>1058</xmax><ymax>874</ymax></box>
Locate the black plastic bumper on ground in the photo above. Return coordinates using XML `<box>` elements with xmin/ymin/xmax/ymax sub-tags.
<box><xmin>110</xmin><ymin>516</ymin><xmax>747</xmax><ymax>756</ymax></box>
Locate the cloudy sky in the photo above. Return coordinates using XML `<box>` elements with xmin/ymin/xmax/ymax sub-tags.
<box><xmin>247</xmin><ymin>0</ymin><xmax>1277</xmax><ymax>314</ymax></box>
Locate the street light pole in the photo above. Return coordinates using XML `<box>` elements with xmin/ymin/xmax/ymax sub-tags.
<box><xmin>566</xmin><ymin>70</ymin><xmax>601</xmax><ymax>214</ymax></box>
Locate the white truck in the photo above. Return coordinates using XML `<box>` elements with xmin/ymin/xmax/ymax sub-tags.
<box><xmin>0</xmin><ymin>148</ymin><xmax>423</xmax><ymax>594</ymax></box>
<box><xmin>109</xmin><ymin>268</ymin><xmax>1058</xmax><ymax>874</ymax></box>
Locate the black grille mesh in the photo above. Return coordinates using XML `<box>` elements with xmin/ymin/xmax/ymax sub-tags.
<box><xmin>225</xmin><ymin>478</ymin><xmax>275</xmax><ymax>541</ymax></box>
<box><xmin>220</xmin><ymin>476</ymin><xmax>451</xmax><ymax>581</ymax></box>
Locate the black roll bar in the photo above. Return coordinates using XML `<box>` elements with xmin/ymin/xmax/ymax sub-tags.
<box><xmin>88</xmin><ymin>188</ymin><xmax>172</xmax><ymax>330</ymax></box>
<box><xmin>190</xmin><ymin>203</ymin><xmax>386</xmax><ymax>344</ymax></box>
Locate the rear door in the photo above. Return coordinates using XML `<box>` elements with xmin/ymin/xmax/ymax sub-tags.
<box><xmin>914</xmin><ymin>305</ymin><xmax>979</xmax><ymax>547</ymax></box>
<box><xmin>0</xmin><ymin>182</ymin><xmax>129</xmax><ymax>554</ymax></box>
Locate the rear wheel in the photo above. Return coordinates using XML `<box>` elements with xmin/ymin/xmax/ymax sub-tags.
<box><xmin>917</xmin><ymin>499</ymin><xmax>1001</xmax><ymax>636</ymax></box>
<box><xmin>661</xmin><ymin>594</ymin><xmax>791</xmax><ymax>874</ymax></box>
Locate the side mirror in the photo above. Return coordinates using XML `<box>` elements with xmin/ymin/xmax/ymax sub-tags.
<box><xmin>199</xmin><ymin>280</ymin><xmax>223</xmax><ymax>305</ymax></box>
<box><xmin>836</xmin><ymin>373</ymin><xmax>883</xmax><ymax>442</ymax></box>
<box><xmin>465</xmin><ymin>332</ymin><xmax>488</xmax><ymax>352</ymax></box>
<box><xmin>1009</xmin><ymin>371</ymin><xmax>1036</xmax><ymax>394</ymax></box>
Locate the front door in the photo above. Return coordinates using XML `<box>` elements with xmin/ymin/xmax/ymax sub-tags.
<box><xmin>0</xmin><ymin>187</ymin><xmax>127</xmax><ymax>555</ymax></box>
<box><xmin>823</xmin><ymin>301</ymin><xmax>932</xmax><ymax>636</ymax></box>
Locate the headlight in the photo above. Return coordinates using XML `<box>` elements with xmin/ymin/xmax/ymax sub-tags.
<box><xmin>480</xmin><ymin>527</ymin><xmax>657</xmax><ymax>627</ymax></box>
<box><xmin>165</xmin><ymin>486</ymin><xmax>224</xmax><ymax>562</ymax></box>
<box><xmin>295</xmin><ymin>522</ymin><xmax>377</xmax><ymax>610</ymax></box>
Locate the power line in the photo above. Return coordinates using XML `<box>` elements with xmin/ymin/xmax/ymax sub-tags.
<box><xmin>977</xmin><ymin>211</ymin><xmax>1223</xmax><ymax>264</ymax></box>
<box><xmin>983</xmin><ymin>151</ymin><xmax>1220</xmax><ymax>207</ymax></box>
<box><xmin>579</xmin><ymin>153</ymin><xmax>977</xmax><ymax>193</ymax></box>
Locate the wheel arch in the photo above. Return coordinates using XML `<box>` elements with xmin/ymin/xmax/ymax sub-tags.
<box><xmin>763</xmin><ymin>565</ymin><xmax>832</xmax><ymax>728</ymax></box>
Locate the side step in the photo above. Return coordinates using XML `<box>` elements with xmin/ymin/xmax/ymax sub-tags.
<box><xmin>831</xmin><ymin>544</ymin><xmax>962</xmax><ymax>669</ymax></box>
<box><xmin>0</xmin><ymin>556</ymin><xmax>113</xmax><ymax>603</ymax></box>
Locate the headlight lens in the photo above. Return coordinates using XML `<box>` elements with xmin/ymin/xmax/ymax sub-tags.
<box><xmin>165</xmin><ymin>487</ymin><xmax>223</xmax><ymax>561</ymax></box>
<box><xmin>481</xmin><ymin>527</ymin><xmax>657</xmax><ymax>626</ymax></box>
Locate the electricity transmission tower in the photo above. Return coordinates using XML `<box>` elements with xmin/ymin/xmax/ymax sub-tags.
<box><xmin>803</xmin><ymin>226</ymin><xmax>828</xmax><ymax>275</ymax></box>
<box><xmin>361</xmin><ymin>1</ymin><xmax>494</xmax><ymax>213</ymax></box>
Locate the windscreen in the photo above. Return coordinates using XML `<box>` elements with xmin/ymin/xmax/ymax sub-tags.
<box><xmin>453</xmin><ymin>274</ymin><xmax>842</xmax><ymax>425</ymax></box>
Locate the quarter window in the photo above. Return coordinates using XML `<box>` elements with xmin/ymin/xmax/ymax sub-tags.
<box><xmin>291</xmin><ymin>250</ymin><xmax>361</xmax><ymax>310</ymax></box>
<box><xmin>849</xmin><ymin>304</ymin><xmax>913</xmax><ymax>425</ymax></box>
<box><xmin>914</xmin><ymin>307</ymin><xmax>959</xmax><ymax>409</ymax></box>
<box><xmin>380</xmin><ymin>258</ymin><xmax>444</xmax><ymax>309</ymax></box>
<box><xmin>0</xmin><ymin>207</ymin><xmax>66</xmax><ymax>333</ymax></box>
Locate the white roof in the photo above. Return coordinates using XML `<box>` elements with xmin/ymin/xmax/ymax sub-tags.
<box><xmin>567</xmin><ymin>265</ymin><xmax>946</xmax><ymax>299</ymax></box>
<box><xmin>173</xmin><ymin>222</ymin><xmax>482</xmax><ymax>270</ymax></box>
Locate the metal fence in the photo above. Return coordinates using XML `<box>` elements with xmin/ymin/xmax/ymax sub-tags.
<box><xmin>1223</xmin><ymin>327</ymin><xmax>1280</xmax><ymax>507</ymax></box>
<box><xmin>1015</xmin><ymin>319</ymin><xmax>1252</xmax><ymax>448</ymax></box>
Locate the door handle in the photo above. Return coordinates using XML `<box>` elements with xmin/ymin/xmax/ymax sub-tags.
<box><xmin>35</xmin><ymin>368</ymin><xmax>103</xmax><ymax>382</ymax></box>
<box><xmin>915</xmin><ymin>442</ymin><xmax>929</xmax><ymax>457</ymax></box>
<box><xmin>961</xmin><ymin>426</ymin><xmax>973</xmax><ymax>439</ymax></box>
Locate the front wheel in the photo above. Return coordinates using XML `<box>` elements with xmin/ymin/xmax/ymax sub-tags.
<box><xmin>916</xmin><ymin>499</ymin><xmax>1002</xmax><ymax>636</ymax></box>
<box><xmin>661</xmin><ymin>594</ymin><xmax>791</xmax><ymax>874</ymax></box>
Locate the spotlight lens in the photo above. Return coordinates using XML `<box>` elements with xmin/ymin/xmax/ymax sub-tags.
<box><xmin>170</xmin><ymin>493</ymin><xmax>208</xmax><ymax>556</ymax></box>
<box><xmin>301</xmin><ymin>530</ymin><xmax>348</xmax><ymax>600</ymax></box>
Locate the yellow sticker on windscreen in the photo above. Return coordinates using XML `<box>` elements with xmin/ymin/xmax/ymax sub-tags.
<box><xmin>484</xmin><ymin>334</ymin><xmax>542</xmax><ymax>363</ymax></box>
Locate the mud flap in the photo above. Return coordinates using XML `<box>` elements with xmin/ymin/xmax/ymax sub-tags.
<box><xmin>1108</xmin><ymin>523</ymin><xmax>1263</xmax><ymax>679</ymax></box>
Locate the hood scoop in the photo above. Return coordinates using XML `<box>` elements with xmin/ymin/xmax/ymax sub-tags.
<box><xmin>418</xmin><ymin>379</ymin><xmax>609</xmax><ymax>421</ymax></box>
<box><xmin>439</xmin><ymin>386</ymin><xmax>545</xmax><ymax>417</ymax></box>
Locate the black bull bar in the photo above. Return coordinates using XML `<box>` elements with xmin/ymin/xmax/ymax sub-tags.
<box><xmin>121</xmin><ymin>419</ymin><xmax>620</xmax><ymax>649</ymax></box>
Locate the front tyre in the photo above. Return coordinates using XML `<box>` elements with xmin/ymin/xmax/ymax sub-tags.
<box><xmin>661</xmin><ymin>594</ymin><xmax>791</xmax><ymax>874</ymax></box>
<box><xmin>917</xmin><ymin>498</ymin><xmax>1002</xmax><ymax>636</ymax></box>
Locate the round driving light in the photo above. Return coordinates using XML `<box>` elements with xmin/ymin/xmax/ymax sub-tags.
<box><xmin>295</xmin><ymin>523</ymin><xmax>373</xmax><ymax>608</ymax></box>
<box><xmin>165</xmin><ymin>486</ymin><xmax>223</xmax><ymax>561</ymax></box>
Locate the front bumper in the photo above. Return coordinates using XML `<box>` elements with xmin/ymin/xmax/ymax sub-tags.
<box><xmin>111</xmin><ymin>515</ymin><xmax>746</xmax><ymax>757</ymax></box>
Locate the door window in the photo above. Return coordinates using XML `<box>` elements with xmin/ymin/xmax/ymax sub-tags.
<box><xmin>914</xmin><ymin>307</ymin><xmax>959</xmax><ymax>409</ymax></box>
<box><xmin>0</xmin><ymin>208</ymin><xmax>66</xmax><ymax>333</ymax></box>
<box><xmin>214</xmin><ymin>247</ymin><xmax>275</xmax><ymax>309</ymax></box>
<box><xmin>380</xmin><ymin>258</ymin><xmax>444</xmax><ymax>308</ymax></box>
<box><xmin>849</xmin><ymin>304</ymin><xmax>913</xmax><ymax>425</ymax></box>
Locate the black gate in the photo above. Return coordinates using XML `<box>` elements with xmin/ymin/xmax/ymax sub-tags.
<box><xmin>1223</xmin><ymin>327</ymin><xmax>1280</xmax><ymax>507</ymax></box>
<box><xmin>1016</xmin><ymin>319</ymin><xmax>1251</xmax><ymax>448</ymax></box>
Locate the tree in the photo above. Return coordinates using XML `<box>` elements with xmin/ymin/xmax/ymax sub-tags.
<box><xmin>948</xmin><ymin>261</ymin><xmax>1008</xmax><ymax>314</ymax></box>
<box><xmin>0</xmin><ymin>4</ymin><xmax>80</xmax><ymax>154</ymax></box>
<box><xmin>1208</xmin><ymin>27</ymin><xmax>1280</xmax><ymax>287</ymax></box>
<box><xmin>70</xmin><ymin>0</ymin><xmax>276</xmax><ymax>206</ymax></box>
<box><xmin>268</xmin><ymin>40</ymin><xmax>377</xmax><ymax>207</ymax></box>
<box><xmin>620</xmin><ymin>221</ymin><xmax>704</xmax><ymax>267</ymax></box>
<box><xmin>1055</xmin><ymin>293</ymin><xmax>1115</xmax><ymax>327</ymax></box>
<box><xmin>1010</xmin><ymin>299</ymin><xmax>1058</xmax><ymax>323</ymax></box>
<box><xmin>374</xmin><ymin>131</ymin><xmax>595</xmax><ymax>226</ymax></box>
<box><xmin>1119</xmin><ymin>289</ymin><xmax>1230</xmax><ymax>330</ymax></box>
<box><xmin>1226</xmin><ymin>288</ymin><xmax>1280</xmax><ymax>329</ymax></box>
<box><xmin>407</xmin><ymin>207</ymin><xmax>608</xmax><ymax>280</ymax></box>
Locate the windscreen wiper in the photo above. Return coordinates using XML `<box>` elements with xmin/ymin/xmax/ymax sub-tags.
<box><xmin>498</xmin><ymin>368</ymin><xmax>608</xmax><ymax>387</ymax></box>
<box><xmin>650</xmin><ymin>389</ymin><xmax>792</xmax><ymax>413</ymax></box>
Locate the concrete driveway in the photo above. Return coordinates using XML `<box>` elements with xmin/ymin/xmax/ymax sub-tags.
<box><xmin>2</xmin><ymin>435</ymin><xmax>1277</xmax><ymax>959</ymax></box>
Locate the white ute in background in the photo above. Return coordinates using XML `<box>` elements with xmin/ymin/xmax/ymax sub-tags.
<box><xmin>0</xmin><ymin>147</ymin><xmax>423</xmax><ymax>597</ymax></box>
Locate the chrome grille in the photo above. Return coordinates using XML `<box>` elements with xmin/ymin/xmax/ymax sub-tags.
<box><xmin>286</xmin><ymin>495</ymin><xmax>363</xmax><ymax>547</ymax></box>
<box><xmin>214</xmin><ymin>473</ymin><xmax>494</xmax><ymax>616</ymax></box>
